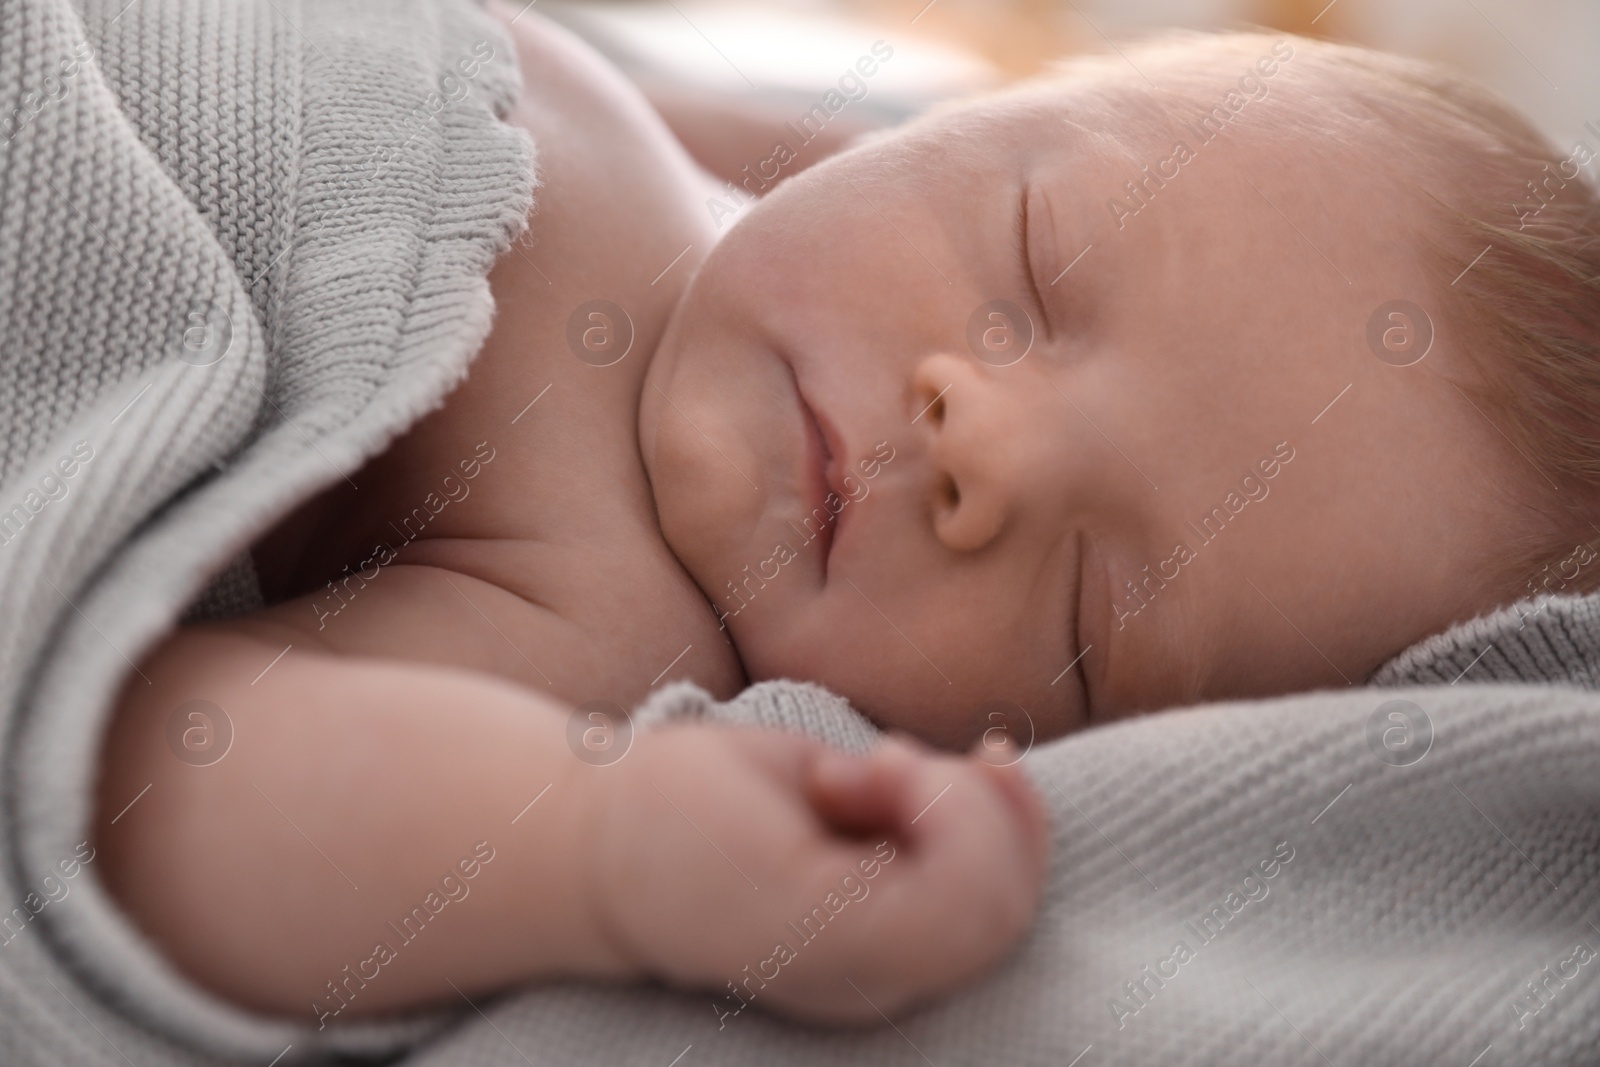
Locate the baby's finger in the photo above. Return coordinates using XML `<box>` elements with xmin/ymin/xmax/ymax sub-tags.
<box><xmin>804</xmin><ymin>743</ymin><xmax>914</xmax><ymax>836</ymax></box>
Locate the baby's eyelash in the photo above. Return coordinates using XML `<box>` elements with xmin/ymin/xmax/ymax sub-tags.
<box><xmin>1018</xmin><ymin>185</ymin><xmax>1051</xmax><ymax>342</ymax></box>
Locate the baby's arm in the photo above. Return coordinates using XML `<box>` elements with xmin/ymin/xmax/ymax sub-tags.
<box><xmin>94</xmin><ymin>622</ymin><xmax>635</xmax><ymax>1017</ymax></box>
<box><xmin>95</xmin><ymin>622</ymin><xmax>1047</xmax><ymax>1023</ymax></box>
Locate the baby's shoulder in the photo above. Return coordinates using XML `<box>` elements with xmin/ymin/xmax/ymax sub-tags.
<box><xmin>493</xmin><ymin>4</ymin><xmax>719</xmax><ymax>221</ymax></box>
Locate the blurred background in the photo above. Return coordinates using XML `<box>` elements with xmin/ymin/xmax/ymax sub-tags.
<box><xmin>539</xmin><ymin>0</ymin><xmax>1598</xmax><ymax>187</ymax></box>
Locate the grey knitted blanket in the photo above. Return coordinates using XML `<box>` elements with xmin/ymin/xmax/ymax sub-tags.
<box><xmin>2</xmin><ymin>0</ymin><xmax>1598</xmax><ymax>1064</ymax></box>
<box><xmin>0</xmin><ymin>0</ymin><xmax>534</xmax><ymax>1060</ymax></box>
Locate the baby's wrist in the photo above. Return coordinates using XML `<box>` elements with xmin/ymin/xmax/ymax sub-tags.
<box><xmin>572</xmin><ymin>725</ymin><xmax>777</xmax><ymax>991</ymax></box>
<box><xmin>564</xmin><ymin>753</ymin><xmax>655</xmax><ymax>982</ymax></box>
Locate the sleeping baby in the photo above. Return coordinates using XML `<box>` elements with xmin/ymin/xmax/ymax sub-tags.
<box><xmin>92</xmin><ymin>1</ymin><xmax>1600</xmax><ymax>1042</ymax></box>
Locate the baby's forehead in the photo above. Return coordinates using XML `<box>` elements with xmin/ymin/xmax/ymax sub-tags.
<box><xmin>920</xmin><ymin>52</ymin><xmax>1416</xmax><ymax>202</ymax></box>
<box><xmin>886</xmin><ymin>68</ymin><xmax>1217</xmax><ymax>179</ymax></box>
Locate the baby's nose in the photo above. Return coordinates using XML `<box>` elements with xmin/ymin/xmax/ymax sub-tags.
<box><xmin>910</xmin><ymin>353</ymin><xmax>1012</xmax><ymax>553</ymax></box>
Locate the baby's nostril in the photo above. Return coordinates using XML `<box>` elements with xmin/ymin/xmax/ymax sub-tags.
<box><xmin>944</xmin><ymin>476</ymin><xmax>961</xmax><ymax>508</ymax></box>
<box><xmin>913</xmin><ymin>381</ymin><xmax>952</xmax><ymax>428</ymax></box>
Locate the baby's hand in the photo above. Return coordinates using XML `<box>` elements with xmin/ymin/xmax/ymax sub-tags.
<box><xmin>582</xmin><ymin>724</ymin><xmax>1049</xmax><ymax>1024</ymax></box>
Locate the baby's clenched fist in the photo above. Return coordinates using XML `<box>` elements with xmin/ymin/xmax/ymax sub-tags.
<box><xmin>577</xmin><ymin>724</ymin><xmax>1049</xmax><ymax>1025</ymax></box>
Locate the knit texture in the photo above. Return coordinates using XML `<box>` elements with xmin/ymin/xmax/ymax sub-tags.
<box><xmin>1372</xmin><ymin>592</ymin><xmax>1600</xmax><ymax>688</ymax></box>
<box><xmin>636</xmin><ymin>679</ymin><xmax>881</xmax><ymax>755</ymax></box>
<box><xmin>0</xmin><ymin>0</ymin><xmax>534</xmax><ymax>1061</ymax></box>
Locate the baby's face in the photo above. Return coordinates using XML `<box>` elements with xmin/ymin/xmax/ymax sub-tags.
<box><xmin>640</xmin><ymin>68</ymin><xmax>1529</xmax><ymax>748</ymax></box>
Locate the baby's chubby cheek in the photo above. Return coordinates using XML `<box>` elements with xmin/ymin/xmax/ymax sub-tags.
<box><xmin>648</xmin><ymin>409</ymin><xmax>756</xmax><ymax>579</ymax></box>
<box><xmin>642</xmin><ymin>322</ymin><xmax>809</xmax><ymax>600</ymax></box>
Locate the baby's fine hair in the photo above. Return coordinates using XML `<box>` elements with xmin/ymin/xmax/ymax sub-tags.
<box><xmin>1018</xmin><ymin>31</ymin><xmax>1600</xmax><ymax>596</ymax></box>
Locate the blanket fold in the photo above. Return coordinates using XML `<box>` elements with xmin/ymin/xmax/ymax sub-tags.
<box><xmin>0</xmin><ymin>0</ymin><xmax>535</xmax><ymax>1060</ymax></box>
